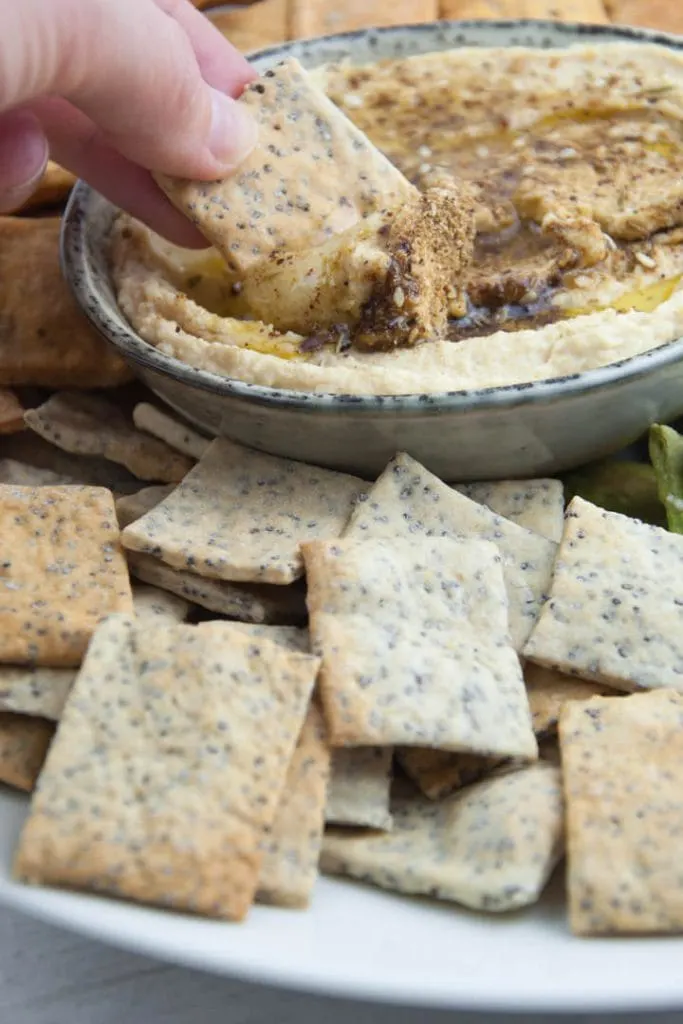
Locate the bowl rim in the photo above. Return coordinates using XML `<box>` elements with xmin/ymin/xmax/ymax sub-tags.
<box><xmin>62</xmin><ymin>16</ymin><xmax>683</xmax><ymax>415</ymax></box>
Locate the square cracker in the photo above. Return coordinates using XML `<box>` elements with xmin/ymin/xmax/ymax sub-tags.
<box><xmin>132</xmin><ymin>404</ymin><xmax>210</xmax><ymax>461</ymax></box>
<box><xmin>257</xmin><ymin>702</ymin><xmax>331</xmax><ymax>908</ymax></box>
<box><xmin>0</xmin><ymin>218</ymin><xmax>130</xmax><ymax>388</ymax></box>
<box><xmin>0</xmin><ymin>390</ymin><xmax>25</xmax><ymax>435</ymax></box>
<box><xmin>132</xmin><ymin>584</ymin><xmax>190</xmax><ymax>626</ymax></box>
<box><xmin>122</xmin><ymin>438</ymin><xmax>363</xmax><ymax>585</ymax></box>
<box><xmin>0</xmin><ymin>486</ymin><xmax>133</xmax><ymax>667</ymax></box>
<box><xmin>199</xmin><ymin>621</ymin><xmax>309</xmax><ymax>652</ymax></box>
<box><xmin>523</xmin><ymin>496</ymin><xmax>683</xmax><ymax>692</ymax></box>
<box><xmin>397</xmin><ymin>748</ymin><xmax>504</xmax><ymax>801</ymax></box>
<box><xmin>325</xmin><ymin>747</ymin><xmax>393</xmax><ymax>830</ymax></box>
<box><xmin>322</xmin><ymin>762</ymin><xmax>564</xmax><ymax>912</ymax></box>
<box><xmin>127</xmin><ymin>551</ymin><xmax>308</xmax><ymax>624</ymax></box>
<box><xmin>14</xmin><ymin>616</ymin><xmax>320</xmax><ymax>921</ymax></box>
<box><xmin>157</xmin><ymin>58</ymin><xmax>415</xmax><ymax>273</ymax></box>
<box><xmin>116</xmin><ymin>486</ymin><xmax>174</xmax><ymax>529</ymax></box>
<box><xmin>524</xmin><ymin>661</ymin><xmax>615</xmax><ymax>737</ymax></box>
<box><xmin>455</xmin><ymin>479</ymin><xmax>564</xmax><ymax>544</ymax></box>
<box><xmin>303</xmin><ymin>535</ymin><xmax>537</xmax><ymax>758</ymax></box>
<box><xmin>560</xmin><ymin>690</ymin><xmax>683</xmax><ymax>935</ymax></box>
<box><xmin>0</xmin><ymin>714</ymin><xmax>55</xmax><ymax>792</ymax></box>
<box><xmin>0</xmin><ymin>460</ymin><xmax>76</xmax><ymax>486</ymax></box>
<box><xmin>25</xmin><ymin>393</ymin><xmax>193</xmax><ymax>484</ymax></box>
<box><xmin>290</xmin><ymin>0</ymin><xmax>437</xmax><ymax>38</ymax></box>
<box><xmin>344</xmin><ymin>453</ymin><xmax>557</xmax><ymax>650</ymax></box>
<box><xmin>0</xmin><ymin>668</ymin><xmax>74</xmax><ymax>721</ymax></box>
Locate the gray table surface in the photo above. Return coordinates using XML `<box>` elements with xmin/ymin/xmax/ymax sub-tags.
<box><xmin>0</xmin><ymin>904</ymin><xmax>682</xmax><ymax>1024</ymax></box>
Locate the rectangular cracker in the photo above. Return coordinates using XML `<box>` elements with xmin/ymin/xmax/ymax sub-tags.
<box><xmin>0</xmin><ymin>218</ymin><xmax>130</xmax><ymax>388</ymax></box>
<box><xmin>0</xmin><ymin>390</ymin><xmax>25</xmax><ymax>435</ymax></box>
<box><xmin>524</xmin><ymin>661</ymin><xmax>615</xmax><ymax>737</ymax></box>
<box><xmin>605</xmin><ymin>0</ymin><xmax>683</xmax><ymax>33</ymax></box>
<box><xmin>560</xmin><ymin>690</ymin><xmax>683</xmax><ymax>935</ymax></box>
<box><xmin>0</xmin><ymin>714</ymin><xmax>55</xmax><ymax>792</ymax></box>
<box><xmin>257</xmin><ymin>702</ymin><xmax>331</xmax><ymax>908</ymax></box>
<box><xmin>523</xmin><ymin>496</ymin><xmax>683</xmax><ymax>693</ymax></box>
<box><xmin>132</xmin><ymin>583</ymin><xmax>189</xmax><ymax>626</ymax></box>
<box><xmin>14</xmin><ymin>616</ymin><xmax>320</xmax><ymax>921</ymax></box>
<box><xmin>132</xmin><ymin>404</ymin><xmax>210</xmax><ymax>461</ymax></box>
<box><xmin>157</xmin><ymin>58</ymin><xmax>415</xmax><ymax>272</ymax></box>
<box><xmin>322</xmin><ymin>762</ymin><xmax>564</xmax><ymax>912</ymax></box>
<box><xmin>291</xmin><ymin>0</ymin><xmax>438</xmax><ymax>38</ymax></box>
<box><xmin>325</xmin><ymin>747</ymin><xmax>393</xmax><ymax>830</ymax></box>
<box><xmin>304</xmin><ymin>535</ymin><xmax>537</xmax><ymax>758</ymax></box>
<box><xmin>209</xmin><ymin>0</ymin><xmax>289</xmax><ymax>54</ymax></box>
<box><xmin>115</xmin><ymin>485</ymin><xmax>174</xmax><ymax>529</ymax></box>
<box><xmin>127</xmin><ymin>551</ymin><xmax>308</xmax><ymax>624</ymax></box>
<box><xmin>0</xmin><ymin>459</ymin><xmax>76</xmax><ymax>486</ymax></box>
<box><xmin>199</xmin><ymin>621</ymin><xmax>309</xmax><ymax>652</ymax></box>
<box><xmin>25</xmin><ymin>393</ymin><xmax>193</xmax><ymax>484</ymax></box>
<box><xmin>0</xmin><ymin>485</ymin><xmax>134</xmax><ymax>667</ymax></box>
<box><xmin>0</xmin><ymin>668</ymin><xmax>74</xmax><ymax>721</ymax></box>
<box><xmin>10</xmin><ymin>162</ymin><xmax>76</xmax><ymax>214</ymax></box>
<box><xmin>344</xmin><ymin>453</ymin><xmax>557</xmax><ymax>650</ymax></box>
<box><xmin>122</xmin><ymin>438</ymin><xmax>363</xmax><ymax>585</ymax></box>
<box><xmin>455</xmin><ymin>479</ymin><xmax>564</xmax><ymax>544</ymax></box>
<box><xmin>439</xmin><ymin>0</ymin><xmax>607</xmax><ymax>20</ymax></box>
<box><xmin>397</xmin><ymin>748</ymin><xmax>504</xmax><ymax>801</ymax></box>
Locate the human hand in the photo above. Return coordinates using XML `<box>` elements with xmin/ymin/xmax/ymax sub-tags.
<box><xmin>0</xmin><ymin>0</ymin><xmax>258</xmax><ymax>245</ymax></box>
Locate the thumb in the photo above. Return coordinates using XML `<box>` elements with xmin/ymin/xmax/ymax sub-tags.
<box><xmin>0</xmin><ymin>0</ymin><xmax>258</xmax><ymax>180</ymax></box>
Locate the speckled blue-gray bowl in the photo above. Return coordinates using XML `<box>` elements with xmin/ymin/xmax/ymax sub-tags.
<box><xmin>61</xmin><ymin>18</ymin><xmax>683</xmax><ymax>481</ymax></box>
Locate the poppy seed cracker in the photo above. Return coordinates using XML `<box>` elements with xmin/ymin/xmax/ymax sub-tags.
<box><xmin>397</xmin><ymin>748</ymin><xmax>506</xmax><ymax>801</ymax></box>
<box><xmin>24</xmin><ymin>393</ymin><xmax>193</xmax><ymax>484</ymax></box>
<box><xmin>115</xmin><ymin>485</ymin><xmax>174</xmax><ymax>529</ymax></box>
<box><xmin>455</xmin><ymin>479</ymin><xmax>565</xmax><ymax>543</ymax></box>
<box><xmin>0</xmin><ymin>668</ymin><xmax>74</xmax><ymax>721</ymax></box>
<box><xmin>132</xmin><ymin>403</ymin><xmax>210</xmax><ymax>461</ymax></box>
<box><xmin>122</xmin><ymin>438</ymin><xmax>363</xmax><ymax>585</ymax></box>
<box><xmin>132</xmin><ymin>583</ymin><xmax>190</xmax><ymax>626</ymax></box>
<box><xmin>0</xmin><ymin>486</ymin><xmax>133</xmax><ymax>666</ymax></box>
<box><xmin>523</xmin><ymin>496</ymin><xmax>683</xmax><ymax>692</ymax></box>
<box><xmin>0</xmin><ymin>713</ymin><xmax>55</xmax><ymax>792</ymax></box>
<box><xmin>256</xmin><ymin>702</ymin><xmax>331</xmax><ymax>908</ymax></box>
<box><xmin>524</xmin><ymin>661</ymin><xmax>616</xmax><ymax>737</ymax></box>
<box><xmin>303</xmin><ymin>536</ymin><xmax>537</xmax><ymax>758</ymax></box>
<box><xmin>127</xmin><ymin>551</ymin><xmax>307</xmax><ymax>625</ymax></box>
<box><xmin>344</xmin><ymin>453</ymin><xmax>557</xmax><ymax>650</ymax></box>
<box><xmin>560</xmin><ymin>690</ymin><xmax>683</xmax><ymax>935</ymax></box>
<box><xmin>14</xmin><ymin>616</ymin><xmax>320</xmax><ymax>921</ymax></box>
<box><xmin>325</xmin><ymin>747</ymin><xmax>394</xmax><ymax>830</ymax></box>
<box><xmin>321</xmin><ymin>762</ymin><xmax>564</xmax><ymax>913</ymax></box>
<box><xmin>157</xmin><ymin>58</ymin><xmax>416</xmax><ymax>273</ymax></box>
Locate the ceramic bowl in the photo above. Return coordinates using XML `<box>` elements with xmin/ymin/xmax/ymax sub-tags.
<box><xmin>61</xmin><ymin>18</ymin><xmax>683</xmax><ymax>481</ymax></box>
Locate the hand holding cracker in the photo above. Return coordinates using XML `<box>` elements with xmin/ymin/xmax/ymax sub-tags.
<box><xmin>0</xmin><ymin>0</ymin><xmax>257</xmax><ymax>245</ymax></box>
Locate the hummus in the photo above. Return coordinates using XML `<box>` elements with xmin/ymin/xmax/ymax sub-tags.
<box><xmin>112</xmin><ymin>42</ymin><xmax>683</xmax><ymax>395</ymax></box>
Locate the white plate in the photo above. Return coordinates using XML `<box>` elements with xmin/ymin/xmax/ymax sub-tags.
<box><xmin>0</xmin><ymin>786</ymin><xmax>681</xmax><ymax>1014</ymax></box>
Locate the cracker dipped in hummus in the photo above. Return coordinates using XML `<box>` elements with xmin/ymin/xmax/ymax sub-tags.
<box><xmin>112</xmin><ymin>43</ymin><xmax>683</xmax><ymax>395</ymax></box>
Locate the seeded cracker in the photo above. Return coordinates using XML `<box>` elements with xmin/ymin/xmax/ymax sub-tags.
<box><xmin>199</xmin><ymin>622</ymin><xmax>309</xmax><ymax>653</ymax></box>
<box><xmin>115</xmin><ymin>486</ymin><xmax>174</xmax><ymax>529</ymax></box>
<box><xmin>344</xmin><ymin>453</ymin><xmax>557</xmax><ymax>650</ymax></box>
<box><xmin>14</xmin><ymin>617</ymin><xmax>320</xmax><ymax>920</ymax></box>
<box><xmin>24</xmin><ymin>393</ymin><xmax>193</xmax><ymax>484</ymax></box>
<box><xmin>122</xmin><ymin>438</ymin><xmax>363</xmax><ymax>585</ymax></box>
<box><xmin>322</xmin><ymin>762</ymin><xmax>563</xmax><ymax>912</ymax></box>
<box><xmin>257</xmin><ymin>703</ymin><xmax>331</xmax><ymax>908</ymax></box>
<box><xmin>523</xmin><ymin>496</ymin><xmax>683</xmax><ymax>692</ymax></box>
<box><xmin>304</xmin><ymin>536</ymin><xmax>536</xmax><ymax>758</ymax></box>
<box><xmin>132</xmin><ymin>404</ymin><xmax>210</xmax><ymax>461</ymax></box>
<box><xmin>132</xmin><ymin>584</ymin><xmax>190</xmax><ymax>626</ymax></box>
<box><xmin>560</xmin><ymin>690</ymin><xmax>683</xmax><ymax>935</ymax></box>
<box><xmin>156</xmin><ymin>58</ymin><xmax>415</xmax><ymax>272</ymax></box>
<box><xmin>325</xmin><ymin>747</ymin><xmax>393</xmax><ymax>830</ymax></box>
<box><xmin>0</xmin><ymin>460</ymin><xmax>76</xmax><ymax>487</ymax></box>
<box><xmin>0</xmin><ymin>714</ymin><xmax>54</xmax><ymax>792</ymax></box>
<box><xmin>0</xmin><ymin>218</ymin><xmax>130</xmax><ymax>388</ymax></box>
<box><xmin>524</xmin><ymin>661</ymin><xmax>615</xmax><ymax>737</ymax></box>
<box><xmin>455</xmin><ymin>479</ymin><xmax>565</xmax><ymax>543</ymax></box>
<box><xmin>397</xmin><ymin>748</ymin><xmax>505</xmax><ymax>801</ymax></box>
<box><xmin>290</xmin><ymin>0</ymin><xmax>437</xmax><ymax>38</ymax></box>
<box><xmin>0</xmin><ymin>668</ymin><xmax>74</xmax><ymax>721</ymax></box>
<box><xmin>0</xmin><ymin>390</ymin><xmax>25</xmax><ymax>435</ymax></box>
<box><xmin>0</xmin><ymin>486</ymin><xmax>133</xmax><ymax>667</ymax></box>
<box><xmin>127</xmin><ymin>551</ymin><xmax>307</xmax><ymax>624</ymax></box>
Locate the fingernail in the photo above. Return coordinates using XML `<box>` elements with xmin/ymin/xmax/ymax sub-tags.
<box><xmin>0</xmin><ymin>154</ymin><xmax>48</xmax><ymax>214</ymax></box>
<box><xmin>209</xmin><ymin>89</ymin><xmax>258</xmax><ymax>170</ymax></box>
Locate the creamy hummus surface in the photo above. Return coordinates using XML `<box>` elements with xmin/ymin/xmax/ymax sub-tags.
<box><xmin>112</xmin><ymin>43</ymin><xmax>683</xmax><ymax>395</ymax></box>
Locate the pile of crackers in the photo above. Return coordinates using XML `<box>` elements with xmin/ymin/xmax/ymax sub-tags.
<box><xmin>2</xmin><ymin>404</ymin><xmax>683</xmax><ymax>935</ymax></box>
